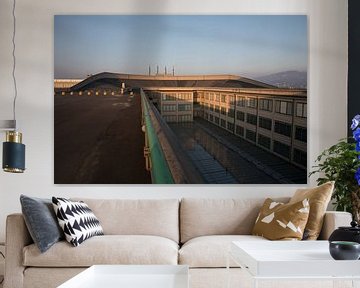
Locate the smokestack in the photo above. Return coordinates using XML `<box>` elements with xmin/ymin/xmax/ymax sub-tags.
<box><xmin>148</xmin><ymin>65</ymin><xmax>151</xmax><ymax>75</ymax></box>
<box><xmin>172</xmin><ymin>66</ymin><xmax>175</xmax><ymax>76</ymax></box>
<box><xmin>165</xmin><ymin>66</ymin><xmax>167</xmax><ymax>75</ymax></box>
<box><xmin>156</xmin><ymin>65</ymin><xmax>159</xmax><ymax>75</ymax></box>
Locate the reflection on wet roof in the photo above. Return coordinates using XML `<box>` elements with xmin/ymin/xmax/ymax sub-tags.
<box><xmin>169</xmin><ymin>119</ymin><xmax>306</xmax><ymax>184</ymax></box>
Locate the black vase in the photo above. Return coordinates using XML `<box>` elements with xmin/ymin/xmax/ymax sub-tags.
<box><xmin>328</xmin><ymin>221</ymin><xmax>360</xmax><ymax>244</ymax></box>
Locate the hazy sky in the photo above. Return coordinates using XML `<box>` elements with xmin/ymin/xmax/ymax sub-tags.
<box><xmin>54</xmin><ymin>15</ymin><xmax>307</xmax><ymax>79</ymax></box>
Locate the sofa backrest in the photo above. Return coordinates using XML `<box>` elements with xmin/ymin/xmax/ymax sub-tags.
<box><xmin>180</xmin><ymin>198</ymin><xmax>289</xmax><ymax>243</ymax></box>
<box><xmin>73</xmin><ymin>198</ymin><xmax>180</xmax><ymax>243</ymax></box>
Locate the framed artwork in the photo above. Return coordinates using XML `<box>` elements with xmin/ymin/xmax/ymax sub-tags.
<box><xmin>54</xmin><ymin>15</ymin><xmax>307</xmax><ymax>184</ymax></box>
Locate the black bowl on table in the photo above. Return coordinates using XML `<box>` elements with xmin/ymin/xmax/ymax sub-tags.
<box><xmin>329</xmin><ymin>241</ymin><xmax>360</xmax><ymax>260</ymax></box>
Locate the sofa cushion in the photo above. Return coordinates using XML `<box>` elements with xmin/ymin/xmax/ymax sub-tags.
<box><xmin>290</xmin><ymin>181</ymin><xmax>334</xmax><ymax>240</ymax></box>
<box><xmin>24</xmin><ymin>268</ymin><xmax>86</xmax><ymax>288</ymax></box>
<box><xmin>72</xmin><ymin>198</ymin><xmax>179</xmax><ymax>243</ymax></box>
<box><xmin>180</xmin><ymin>198</ymin><xmax>288</xmax><ymax>243</ymax></box>
<box><xmin>23</xmin><ymin>235</ymin><xmax>178</xmax><ymax>267</ymax></box>
<box><xmin>52</xmin><ymin>197</ymin><xmax>104</xmax><ymax>247</ymax></box>
<box><xmin>179</xmin><ymin>235</ymin><xmax>267</xmax><ymax>268</ymax></box>
<box><xmin>20</xmin><ymin>195</ymin><xmax>64</xmax><ymax>253</ymax></box>
<box><xmin>252</xmin><ymin>198</ymin><xmax>310</xmax><ymax>240</ymax></box>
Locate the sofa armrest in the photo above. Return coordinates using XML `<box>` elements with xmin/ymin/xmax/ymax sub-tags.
<box><xmin>318</xmin><ymin>211</ymin><xmax>352</xmax><ymax>240</ymax></box>
<box><xmin>4</xmin><ymin>214</ymin><xmax>33</xmax><ymax>288</ymax></box>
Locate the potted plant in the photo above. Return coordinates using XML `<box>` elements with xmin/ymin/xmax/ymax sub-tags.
<box><xmin>310</xmin><ymin>115</ymin><xmax>360</xmax><ymax>222</ymax></box>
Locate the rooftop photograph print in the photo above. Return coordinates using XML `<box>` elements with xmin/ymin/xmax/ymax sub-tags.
<box><xmin>54</xmin><ymin>15</ymin><xmax>308</xmax><ymax>184</ymax></box>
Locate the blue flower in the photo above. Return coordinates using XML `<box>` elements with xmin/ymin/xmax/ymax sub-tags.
<box><xmin>352</xmin><ymin>115</ymin><xmax>360</xmax><ymax>130</ymax></box>
<box><xmin>356</xmin><ymin>167</ymin><xmax>360</xmax><ymax>186</ymax></box>
<box><xmin>353</xmin><ymin>128</ymin><xmax>360</xmax><ymax>142</ymax></box>
<box><xmin>351</xmin><ymin>115</ymin><xmax>360</xmax><ymax>186</ymax></box>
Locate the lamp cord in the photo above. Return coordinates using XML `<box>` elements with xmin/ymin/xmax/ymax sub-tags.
<box><xmin>12</xmin><ymin>0</ymin><xmax>17</xmax><ymax>129</ymax></box>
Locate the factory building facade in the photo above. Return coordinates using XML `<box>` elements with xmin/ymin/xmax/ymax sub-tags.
<box><xmin>145</xmin><ymin>87</ymin><xmax>307</xmax><ymax>169</ymax></box>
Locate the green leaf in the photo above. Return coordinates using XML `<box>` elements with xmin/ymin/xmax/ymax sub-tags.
<box><xmin>310</xmin><ymin>138</ymin><xmax>360</xmax><ymax>214</ymax></box>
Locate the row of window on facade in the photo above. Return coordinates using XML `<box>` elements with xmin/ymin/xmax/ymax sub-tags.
<box><xmin>204</xmin><ymin>113</ymin><xmax>306</xmax><ymax>167</ymax></box>
<box><xmin>161</xmin><ymin>92</ymin><xmax>193</xmax><ymax>101</ymax></box>
<box><xmin>202</xmin><ymin>97</ymin><xmax>307</xmax><ymax>118</ymax></box>
<box><xmin>204</xmin><ymin>109</ymin><xmax>306</xmax><ymax>143</ymax></box>
<box><xmin>201</xmin><ymin>91</ymin><xmax>306</xmax><ymax>111</ymax></box>
<box><xmin>162</xmin><ymin>114</ymin><xmax>192</xmax><ymax>122</ymax></box>
<box><xmin>205</xmin><ymin>112</ymin><xmax>306</xmax><ymax>143</ymax></box>
<box><xmin>159</xmin><ymin>91</ymin><xmax>306</xmax><ymax>118</ymax></box>
<box><xmin>162</xmin><ymin>104</ymin><xmax>192</xmax><ymax>112</ymax></box>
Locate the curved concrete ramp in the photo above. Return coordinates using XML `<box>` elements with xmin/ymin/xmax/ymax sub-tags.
<box><xmin>71</xmin><ymin>72</ymin><xmax>274</xmax><ymax>91</ymax></box>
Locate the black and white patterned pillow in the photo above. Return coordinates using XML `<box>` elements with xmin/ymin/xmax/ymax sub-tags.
<box><xmin>52</xmin><ymin>197</ymin><xmax>104</xmax><ymax>247</ymax></box>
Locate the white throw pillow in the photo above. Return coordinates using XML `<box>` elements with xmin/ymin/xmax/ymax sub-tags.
<box><xmin>52</xmin><ymin>197</ymin><xmax>103</xmax><ymax>247</ymax></box>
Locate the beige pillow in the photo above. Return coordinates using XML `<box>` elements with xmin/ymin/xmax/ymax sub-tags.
<box><xmin>252</xmin><ymin>198</ymin><xmax>310</xmax><ymax>240</ymax></box>
<box><xmin>289</xmin><ymin>181</ymin><xmax>334</xmax><ymax>240</ymax></box>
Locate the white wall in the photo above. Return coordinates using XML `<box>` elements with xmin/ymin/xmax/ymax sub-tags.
<box><xmin>0</xmin><ymin>0</ymin><xmax>348</xmax><ymax>242</ymax></box>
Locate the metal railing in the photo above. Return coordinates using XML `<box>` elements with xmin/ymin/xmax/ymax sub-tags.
<box><xmin>140</xmin><ymin>89</ymin><xmax>204</xmax><ymax>184</ymax></box>
<box><xmin>141</xmin><ymin>90</ymin><xmax>175</xmax><ymax>184</ymax></box>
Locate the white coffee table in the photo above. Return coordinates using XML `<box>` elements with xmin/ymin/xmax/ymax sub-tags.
<box><xmin>58</xmin><ymin>265</ymin><xmax>189</xmax><ymax>288</ymax></box>
<box><xmin>228</xmin><ymin>241</ymin><xmax>360</xmax><ymax>288</ymax></box>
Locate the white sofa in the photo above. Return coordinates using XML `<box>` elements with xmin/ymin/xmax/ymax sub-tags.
<box><xmin>4</xmin><ymin>198</ymin><xmax>352</xmax><ymax>288</ymax></box>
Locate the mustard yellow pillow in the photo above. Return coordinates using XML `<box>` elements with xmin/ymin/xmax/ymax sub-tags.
<box><xmin>289</xmin><ymin>181</ymin><xmax>334</xmax><ymax>240</ymax></box>
<box><xmin>252</xmin><ymin>198</ymin><xmax>310</xmax><ymax>240</ymax></box>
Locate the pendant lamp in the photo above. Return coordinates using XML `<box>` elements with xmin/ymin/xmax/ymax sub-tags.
<box><xmin>1</xmin><ymin>0</ymin><xmax>26</xmax><ymax>173</ymax></box>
